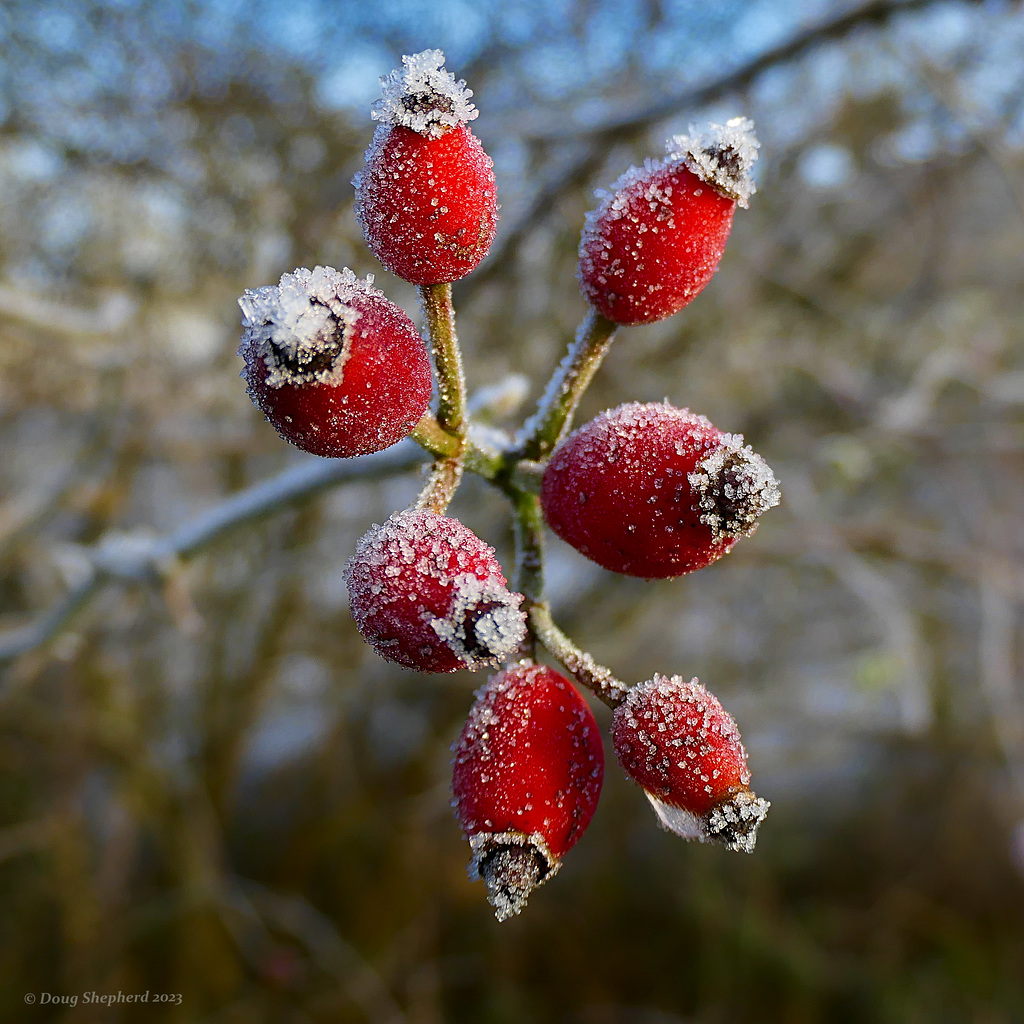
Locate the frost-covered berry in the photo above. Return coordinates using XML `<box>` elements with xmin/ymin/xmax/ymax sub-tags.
<box><xmin>578</xmin><ymin>118</ymin><xmax>759</xmax><ymax>325</ymax></box>
<box><xmin>238</xmin><ymin>266</ymin><xmax>432</xmax><ymax>458</ymax></box>
<box><xmin>541</xmin><ymin>401</ymin><xmax>780</xmax><ymax>578</ymax></box>
<box><xmin>343</xmin><ymin>509</ymin><xmax>527</xmax><ymax>674</ymax></box>
<box><xmin>354</xmin><ymin>49</ymin><xmax>498</xmax><ymax>285</ymax></box>
<box><xmin>612</xmin><ymin>675</ymin><xmax>768</xmax><ymax>853</ymax></box>
<box><xmin>452</xmin><ymin>663</ymin><xmax>604</xmax><ymax>921</ymax></box>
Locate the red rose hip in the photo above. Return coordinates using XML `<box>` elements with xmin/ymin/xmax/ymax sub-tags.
<box><xmin>612</xmin><ymin>675</ymin><xmax>769</xmax><ymax>852</ymax></box>
<box><xmin>237</xmin><ymin>266</ymin><xmax>432</xmax><ymax>457</ymax></box>
<box><xmin>578</xmin><ymin>118</ymin><xmax>758</xmax><ymax>325</ymax></box>
<box><xmin>343</xmin><ymin>509</ymin><xmax>527</xmax><ymax>674</ymax></box>
<box><xmin>541</xmin><ymin>401</ymin><xmax>780</xmax><ymax>578</ymax></box>
<box><xmin>452</xmin><ymin>663</ymin><xmax>604</xmax><ymax>920</ymax></box>
<box><xmin>354</xmin><ymin>50</ymin><xmax>498</xmax><ymax>284</ymax></box>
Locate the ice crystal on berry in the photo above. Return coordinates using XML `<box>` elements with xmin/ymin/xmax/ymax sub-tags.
<box><xmin>541</xmin><ymin>402</ymin><xmax>779</xmax><ymax>577</ymax></box>
<box><xmin>238</xmin><ymin>266</ymin><xmax>373</xmax><ymax>388</ymax></box>
<box><xmin>237</xmin><ymin>264</ymin><xmax>431</xmax><ymax>458</ymax></box>
<box><xmin>354</xmin><ymin>50</ymin><xmax>497</xmax><ymax>284</ymax></box>
<box><xmin>429</xmin><ymin>573</ymin><xmax>528</xmax><ymax>667</ymax></box>
<box><xmin>666</xmin><ymin>117</ymin><xmax>760</xmax><ymax>208</ymax></box>
<box><xmin>688</xmin><ymin>434</ymin><xmax>781</xmax><ymax>542</ymax></box>
<box><xmin>577</xmin><ymin>125</ymin><xmax>753</xmax><ymax>324</ymax></box>
<box><xmin>579</xmin><ymin>157</ymin><xmax>666</xmax><ymax>238</ymax></box>
<box><xmin>452</xmin><ymin>664</ymin><xmax>604</xmax><ymax>920</ymax></box>
<box><xmin>703</xmin><ymin>789</ymin><xmax>771</xmax><ymax>853</ymax></box>
<box><xmin>372</xmin><ymin>48</ymin><xmax>478</xmax><ymax>138</ymax></box>
<box><xmin>467</xmin><ymin>831</ymin><xmax>556</xmax><ymax>922</ymax></box>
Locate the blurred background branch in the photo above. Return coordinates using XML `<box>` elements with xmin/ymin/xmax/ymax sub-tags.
<box><xmin>0</xmin><ymin>442</ymin><xmax>425</xmax><ymax>667</ymax></box>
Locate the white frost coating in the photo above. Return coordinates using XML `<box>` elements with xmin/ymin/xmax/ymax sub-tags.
<box><xmin>467</xmin><ymin>829</ymin><xmax>558</xmax><ymax>881</ymax></box>
<box><xmin>647</xmin><ymin>789</ymin><xmax>769</xmax><ymax>853</ymax></box>
<box><xmin>466</xmin><ymin>830</ymin><xmax>559</xmax><ymax>922</ymax></box>
<box><xmin>238</xmin><ymin>266</ymin><xmax>379</xmax><ymax>388</ymax></box>
<box><xmin>704</xmin><ymin>789</ymin><xmax>770</xmax><ymax>854</ymax></box>
<box><xmin>428</xmin><ymin>573</ymin><xmax>527</xmax><ymax>670</ymax></box>
<box><xmin>579</xmin><ymin>156</ymin><xmax>667</xmax><ymax>241</ymax></box>
<box><xmin>372</xmin><ymin>49</ymin><xmax>478</xmax><ymax>138</ymax></box>
<box><xmin>665</xmin><ymin>117</ymin><xmax>760</xmax><ymax>208</ymax></box>
<box><xmin>645</xmin><ymin>791</ymin><xmax>705</xmax><ymax>842</ymax></box>
<box><xmin>687</xmin><ymin>434</ymin><xmax>781</xmax><ymax>541</ymax></box>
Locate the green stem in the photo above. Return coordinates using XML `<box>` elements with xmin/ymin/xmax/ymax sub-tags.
<box><xmin>509</xmin><ymin>490</ymin><xmax>545</xmax><ymax>661</ymax></box>
<box><xmin>415</xmin><ymin>293</ymin><xmax>625</xmax><ymax>697</ymax></box>
<box><xmin>409</xmin><ymin>413</ymin><xmax>504</xmax><ymax>480</ymax></box>
<box><xmin>416</xmin><ymin>282</ymin><xmax>468</xmax><ymax>513</ymax></box>
<box><xmin>419</xmin><ymin>282</ymin><xmax>466</xmax><ymax>438</ymax></box>
<box><xmin>410</xmin><ymin>412</ymin><xmax>460</xmax><ymax>458</ymax></box>
<box><xmin>511</xmin><ymin>490</ymin><xmax>545</xmax><ymax>606</ymax></box>
<box><xmin>415</xmin><ymin>458</ymin><xmax>464</xmax><ymax>515</ymax></box>
<box><xmin>518</xmin><ymin>306</ymin><xmax>617</xmax><ymax>462</ymax></box>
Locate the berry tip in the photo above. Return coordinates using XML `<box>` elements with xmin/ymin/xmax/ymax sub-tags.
<box><xmin>481</xmin><ymin>845</ymin><xmax>546</xmax><ymax>922</ymax></box>
<box><xmin>373</xmin><ymin>49</ymin><xmax>478</xmax><ymax>137</ymax></box>
<box><xmin>666</xmin><ymin>117</ymin><xmax>760</xmax><ymax>208</ymax></box>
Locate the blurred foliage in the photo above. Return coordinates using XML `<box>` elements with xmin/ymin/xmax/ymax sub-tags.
<box><xmin>1</xmin><ymin>0</ymin><xmax>1023</xmax><ymax>1021</ymax></box>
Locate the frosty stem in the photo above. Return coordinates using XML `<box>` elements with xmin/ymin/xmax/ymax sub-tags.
<box><xmin>506</xmin><ymin>482</ymin><xmax>627</xmax><ymax>707</ymax></box>
<box><xmin>417</xmin><ymin>282</ymin><xmax>467</xmax><ymax>511</ymax></box>
<box><xmin>414</xmin><ymin>458</ymin><xmax>465</xmax><ymax>514</ymax></box>
<box><xmin>419</xmin><ymin>283</ymin><xmax>466</xmax><ymax>437</ymax></box>
<box><xmin>410</xmin><ymin>413</ymin><xmax>504</xmax><ymax>479</ymax></box>
<box><xmin>410</xmin><ymin>412</ymin><xmax>459</xmax><ymax>456</ymax></box>
<box><xmin>510</xmin><ymin>490</ymin><xmax>545</xmax><ymax>661</ymax></box>
<box><xmin>529</xmin><ymin>604</ymin><xmax>628</xmax><ymax>709</ymax></box>
<box><xmin>519</xmin><ymin>307</ymin><xmax>618</xmax><ymax>461</ymax></box>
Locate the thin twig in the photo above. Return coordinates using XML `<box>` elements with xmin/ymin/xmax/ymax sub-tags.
<box><xmin>470</xmin><ymin>0</ymin><xmax>955</xmax><ymax>292</ymax></box>
<box><xmin>0</xmin><ymin>571</ymin><xmax>103</xmax><ymax>666</ymax></box>
<box><xmin>237</xmin><ymin>877</ymin><xmax>408</xmax><ymax>1024</ymax></box>
<box><xmin>783</xmin><ymin>468</ymin><xmax>932</xmax><ymax>733</ymax></box>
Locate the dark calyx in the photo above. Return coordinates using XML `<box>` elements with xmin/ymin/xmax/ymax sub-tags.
<box><xmin>703</xmin><ymin>141</ymin><xmax>742</xmax><ymax>179</ymax></box>
<box><xmin>400</xmin><ymin>90</ymin><xmax>455</xmax><ymax>117</ymax></box>
<box><xmin>269</xmin><ymin>299</ymin><xmax>341</xmax><ymax>375</ymax></box>
<box><xmin>479</xmin><ymin>844</ymin><xmax>549</xmax><ymax>922</ymax></box>
<box><xmin>460</xmin><ymin>600</ymin><xmax>508</xmax><ymax>660</ymax></box>
<box><xmin>709</xmin><ymin>450</ymin><xmax>766</xmax><ymax>537</ymax></box>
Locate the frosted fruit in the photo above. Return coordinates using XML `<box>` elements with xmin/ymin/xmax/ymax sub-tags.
<box><xmin>238</xmin><ymin>266</ymin><xmax>432</xmax><ymax>458</ymax></box>
<box><xmin>578</xmin><ymin>118</ymin><xmax>758</xmax><ymax>325</ymax></box>
<box><xmin>343</xmin><ymin>510</ymin><xmax>527</xmax><ymax>674</ymax></box>
<box><xmin>541</xmin><ymin>401</ymin><xmax>780</xmax><ymax>578</ymax></box>
<box><xmin>612</xmin><ymin>675</ymin><xmax>769</xmax><ymax>853</ymax></box>
<box><xmin>354</xmin><ymin>50</ymin><xmax>497</xmax><ymax>284</ymax></box>
<box><xmin>452</xmin><ymin>663</ymin><xmax>604</xmax><ymax>920</ymax></box>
